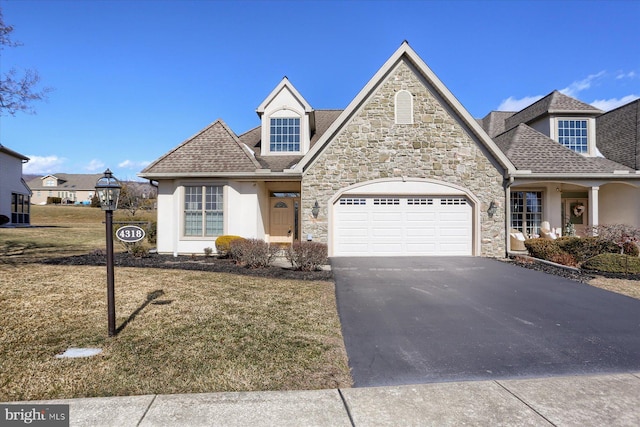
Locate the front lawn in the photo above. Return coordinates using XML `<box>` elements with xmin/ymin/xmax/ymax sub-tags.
<box><xmin>0</xmin><ymin>263</ymin><xmax>351</xmax><ymax>401</ymax></box>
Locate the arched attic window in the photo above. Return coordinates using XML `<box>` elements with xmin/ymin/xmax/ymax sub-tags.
<box><xmin>395</xmin><ymin>90</ymin><xmax>413</xmax><ymax>125</ymax></box>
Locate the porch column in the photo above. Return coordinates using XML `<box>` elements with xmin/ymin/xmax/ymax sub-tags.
<box><xmin>589</xmin><ymin>186</ymin><xmax>599</xmax><ymax>234</ymax></box>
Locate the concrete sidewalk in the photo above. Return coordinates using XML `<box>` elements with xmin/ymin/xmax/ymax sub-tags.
<box><xmin>8</xmin><ymin>372</ymin><xmax>640</xmax><ymax>426</ymax></box>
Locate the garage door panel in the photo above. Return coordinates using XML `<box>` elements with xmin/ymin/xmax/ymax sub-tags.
<box><xmin>334</xmin><ymin>196</ymin><xmax>472</xmax><ymax>256</ymax></box>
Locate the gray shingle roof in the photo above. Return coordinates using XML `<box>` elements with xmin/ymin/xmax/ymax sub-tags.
<box><xmin>478</xmin><ymin>111</ymin><xmax>516</xmax><ymax>137</ymax></box>
<box><xmin>141</xmin><ymin>119</ymin><xmax>261</xmax><ymax>175</ymax></box>
<box><xmin>494</xmin><ymin>124</ymin><xmax>633</xmax><ymax>173</ymax></box>
<box><xmin>26</xmin><ymin>173</ymin><xmax>103</xmax><ymax>191</ymax></box>
<box><xmin>504</xmin><ymin>90</ymin><xmax>602</xmax><ymax>131</ymax></box>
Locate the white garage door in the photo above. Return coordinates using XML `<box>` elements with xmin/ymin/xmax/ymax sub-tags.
<box><xmin>333</xmin><ymin>196</ymin><xmax>472</xmax><ymax>256</ymax></box>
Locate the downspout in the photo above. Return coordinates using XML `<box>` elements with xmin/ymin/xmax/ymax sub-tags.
<box><xmin>505</xmin><ymin>176</ymin><xmax>514</xmax><ymax>256</ymax></box>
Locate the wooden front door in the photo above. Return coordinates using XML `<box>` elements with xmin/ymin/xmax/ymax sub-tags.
<box><xmin>565</xmin><ymin>198</ymin><xmax>588</xmax><ymax>236</ymax></box>
<box><xmin>269</xmin><ymin>198</ymin><xmax>295</xmax><ymax>243</ymax></box>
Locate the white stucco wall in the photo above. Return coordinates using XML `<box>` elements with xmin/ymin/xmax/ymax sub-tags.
<box><xmin>155</xmin><ymin>179</ymin><xmax>264</xmax><ymax>255</ymax></box>
<box><xmin>599</xmin><ymin>183</ymin><xmax>640</xmax><ymax>227</ymax></box>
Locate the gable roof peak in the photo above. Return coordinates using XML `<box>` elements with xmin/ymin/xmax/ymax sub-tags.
<box><xmin>256</xmin><ymin>76</ymin><xmax>313</xmax><ymax>116</ymax></box>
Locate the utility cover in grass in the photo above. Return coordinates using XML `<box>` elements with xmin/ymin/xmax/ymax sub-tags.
<box><xmin>55</xmin><ymin>348</ymin><xmax>102</xmax><ymax>358</ymax></box>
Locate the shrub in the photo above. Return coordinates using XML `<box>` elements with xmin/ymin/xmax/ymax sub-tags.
<box><xmin>582</xmin><ymin>253</ymin><xmax>640</xmax><ymax>274</ymax></box>
<box><xmin>204</xmin><ymin>247</ymin><xmax>213</xmax><ymax>257</ymax></box>
<box><xmin>229</xmin><ymin>238</ymin><xmax>278</xmax><ymax>268</ymax></box>
<box><xmin>145</xmin><ymin>221</ymin><xmax>157</xmax><ymax>245</ymax></box>
<box><xmin>47</xmin><ymin>197</ymin><xmax>62</xmax><ymax>205</ymax></box>
<box><xmin>586</xmin><ymin>224</ymin><xmax>640</xmax><ymax>254</ymax></box>
<box><xmin>286</xmin><ymin>241</ymin><xmax>328</xmax><ymax>271</ymax></box>
<box><xmin>129</xmin><ymin>243</ymin><xmax>149</xmax><ymax>258</ymax></box>
<box><xmin>623</xmin><ymin>242</ymin><xmax>640</xmax><ymax>257</ymax></box>
<box><xmin>524</xmin><ymin>238</ymin><xmax>564</xmax><ymax>261</ymax></box>
<box><xmin>215</xmin><ymin>235</ymin><xmax>244</xmax><ymax>258</ymax></box>
<box><xmin>549</xmin><ymin>252</ymin><xmax>578</xmax><ymax>267</ymax></box>
<box><xmin>556</xmin><ymin>236</ymin><xmax>619</xmax><ymax>263</ymax></box>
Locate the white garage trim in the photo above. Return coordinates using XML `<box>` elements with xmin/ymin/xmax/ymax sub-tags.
<box><xmin>328</xmin><ymin>178</ymin><xmax>480</xmax><ymax>257</ymax></box>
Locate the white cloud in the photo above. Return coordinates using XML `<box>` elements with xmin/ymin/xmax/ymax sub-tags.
<box><xmin>118</xmin><ymin>160</ymin><xmax>151</xmax><ymax>170</ymax></box>
<box><xmin>616</xmin><ymin>71</ymin><xmax>637</xmax><ymax>80</ymax></box>
<box><xmin>591</xmin><ymin>94</ymin><xmax>640</xmax><ymax>111</ymax></box>
<box><xmin>559</xmin><ymin>71</ymin><xmax>606</xmax><ymax>97</ymax></box>
<box><xmin>23</xmin><ymin>155</ymin><xmax>66</xmax><ymax>175</ymax></box>
<box><xmin>497</xmin><ymin>95</ymin><xmax>543</xmax><ymax>111</ymax></box>
<box><xmin>84</xmin><ymin>159</ymin><xmax>105</xmax><ymax>172</ymax></box>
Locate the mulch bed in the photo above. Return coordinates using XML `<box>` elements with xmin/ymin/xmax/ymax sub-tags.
<box><xmin>507</xmin><ymin>256</ymin><xmax>640</xmax><ymax>282</ymax></box>
<box><xmin>42</xmin><ymin>253</ymin><xmax>333</xmax><ymax>281</ymax></box>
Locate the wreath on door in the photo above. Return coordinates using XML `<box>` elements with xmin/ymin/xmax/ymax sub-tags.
<box><xmin>573</xmin><ymin>204</ymin><xmax>585</xmax><ymax>217</ymax></box>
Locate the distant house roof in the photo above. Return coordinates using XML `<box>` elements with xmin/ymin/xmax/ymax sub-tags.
<box><xmin>141</xmin><ymin>119</ymin><xmax>262</xmax><ymax>176</ymax></box>
<box><xmin>26</xmin><ymin>173</ymin><xmax>103</xmax><ymax>191</ymax></box>
<box><xmin>504</xmin><ymin>90</ymin><xmax>602</xmax><ymax>131</ymax></box>
<box><xmin>0</xmin><ymin>144</ymin><xmax>29</xmax><ymax>161</ymax></box>
<box><xmin>494</xmin><ymin>124</ymin><xmax>633</xmax><ymax>174</ymax></box>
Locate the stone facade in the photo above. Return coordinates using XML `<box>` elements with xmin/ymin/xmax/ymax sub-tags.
<box><xmin>301</xmin><ymin>60</ymin><xmax>507</xmax><ymax>257</ymax></box>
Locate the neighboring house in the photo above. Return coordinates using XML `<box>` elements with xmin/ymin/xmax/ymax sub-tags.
<box><xmin>26</xmin><ymin>173</ymin><xmax>102</xmax><ymax>205</ymax></box>
<box><xmin>0</xmin><ymin>144</ymin><xmax>31</xmax><ymax>226</ymax></box>
<box><xmin>482</xmin><ymin>90</ymin><xmax>640</xmax><ymax>239</ymax></box>
<box><xmin>140</xmin><ymin>42</ymin><xmax>640</xmax><ymax>257</ymax></box>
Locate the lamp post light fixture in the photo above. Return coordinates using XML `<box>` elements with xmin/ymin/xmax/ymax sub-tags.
<box><xmin>95</xmin><ymin>169</ymin><xmax>121</xmax><ymax>337</ymax></box>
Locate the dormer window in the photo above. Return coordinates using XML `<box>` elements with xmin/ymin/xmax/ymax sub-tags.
<box><xmin>270</xmin><ymin>117</ymin><xmax>300</xmax><ymax>152</ymax></box>
<box><xmin>44</xmin><ymin>178</ymin><xmax>56</xmax><ymax>187</ymax></box>
<box><xmin>558</xmin><ymin>119</ymin><xmax>588</xmax><ymax>153</ymax></box>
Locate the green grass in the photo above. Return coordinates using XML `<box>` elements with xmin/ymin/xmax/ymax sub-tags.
<box><xmin>0</xmin><ymin>205</ymin><xmax>351</xmax><ymax>401</ymax></box>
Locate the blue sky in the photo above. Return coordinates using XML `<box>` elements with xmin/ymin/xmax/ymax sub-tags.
<box><xmin>2</xmin><ymin>0</ymin><xmax>639</xmax><ymax>180</ymax></box>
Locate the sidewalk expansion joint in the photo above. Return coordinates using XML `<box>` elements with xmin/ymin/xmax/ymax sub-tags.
<box><xmin>136</xmin><ymin>394</ymin><xmax>158</xmax><ymax>427</ymax></box>
<box><xmin>337</xmin><ymin>388</ymin><xmax>356</xmax><ymax>427</ymax></box>
<box><xmin>494</xmin><ymin>380</ymin><xmax>557</xmax><ymax>427</ymax></box>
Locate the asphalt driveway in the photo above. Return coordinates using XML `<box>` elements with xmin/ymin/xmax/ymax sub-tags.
<box><xmin>332</xmin><ymin>257</ymin><xmax>640</xmax><ymax>387</ymax></box>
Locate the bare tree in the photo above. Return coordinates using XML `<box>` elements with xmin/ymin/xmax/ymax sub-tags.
<box><xmin>0</xmin><ymin>8</ymin><xmax>52</xmax><ymax>115</ymax></box>
<box><xmin>117</xmin><ymin>182</ymin><xmax>156</xmax><ymax>216</ymax></box>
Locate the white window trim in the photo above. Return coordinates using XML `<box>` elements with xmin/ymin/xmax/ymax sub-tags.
<box><xmin>553</xmin><ymin>117</ymin><xmax>595</xmax><ymax>156</ymax></box>
<box><xmin>179</xmin><ymin>182</ymin><xmax>226</xmax><ymax>240</ymax></box>
<box><xmin>261</xmin><ymin>106</ymin><xmax>307</xmax><ymax>156</ymax></box>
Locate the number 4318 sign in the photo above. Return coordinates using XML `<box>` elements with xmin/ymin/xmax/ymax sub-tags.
<box><xmin>116</xmin><ymin>225</ymin><xmax>146</xmax><ymax>243</ymax></box>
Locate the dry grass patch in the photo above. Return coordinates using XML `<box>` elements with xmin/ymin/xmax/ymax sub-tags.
<box><xmin>588</xmin><ymin>276</ymin><xmax>640</xmax><ymax>300</ymax></box>
<box><xmin>0</xmin><ymin>205</ymin><xmax>154</xmax><ymax>262</ymax></box>
<box><xmin>0</xmin><ymin>264</ymin><xmax>351</xmax><ymax>401</ymax></box>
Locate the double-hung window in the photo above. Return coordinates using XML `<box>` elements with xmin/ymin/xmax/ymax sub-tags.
<box><xmin>270</xmin><ymin>117</ymin><xmax>300</xmax><ymax>152</ymax></box>
<box><xmin>184</xmin><ymin>185</ymin><xmax>223</xmax><ymax>237</ymax></box>
<box><xmin>558</xmin><ymin>119</ymin><xmax>588</xmax><ymax>153</ymax></box>
<box><xmin>511</xmin><ymin>191</ymin><xmax>542</xmax><ymax>237</ymax></box>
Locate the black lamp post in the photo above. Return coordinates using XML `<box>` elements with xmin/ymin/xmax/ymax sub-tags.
<box><xmin>95</xmin><ymin>169</ymin><xmax>121</xmax><ymax>337</ymax></box>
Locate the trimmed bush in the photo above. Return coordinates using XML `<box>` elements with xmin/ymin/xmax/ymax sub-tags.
<box><xmin>286</xmin><ymin>241</ymin><xmax>328</xmax><ymax>271</ymax></box>
<box><xmin>47</xmin><ymin>197</ymin><xmax>62</xmax><ymax>205</ymax></box>
<box><xmin>582</xmin><ymin>253</ymin><xmax>640</xmax><ymax>274</ymax></box>
<box><xmin>215</xmin><ymin>235</ymin><xmax>244</xmax><ymax>258</ymax></box>
<box><xmin>524</xmin><ymin>238</ymin><xmax>564</xmax><ymax>261</ymax></box>
<box><xmin>556</xmin><ymin>236</ymin><xmax>619</xmax><ymax>263</ymax></box>
<box><xmin>229</xmin><ymin>238</ymin><xmax>279</xmax><ymax>268</ymax></box>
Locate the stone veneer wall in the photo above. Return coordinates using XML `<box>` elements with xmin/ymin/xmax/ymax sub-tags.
<box><xmin>301</xmin><ymin>60</ymin><xmax>507</xmax><ymax>257</ymax></box>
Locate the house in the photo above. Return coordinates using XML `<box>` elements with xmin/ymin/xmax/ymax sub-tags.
<box><xmin>0</xmin><ymin>144</ymin><xmax>31</xmax><ymax>226</ymax></box>
<box><xmin>26</xmin><ymin>173</ymin><xmax>102</xmax><ymax>205</ymax></box>
<box><xmin>140</xmin><ymin>42</ymin><xmax>640</xmax><ymax>257</ymax></box>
